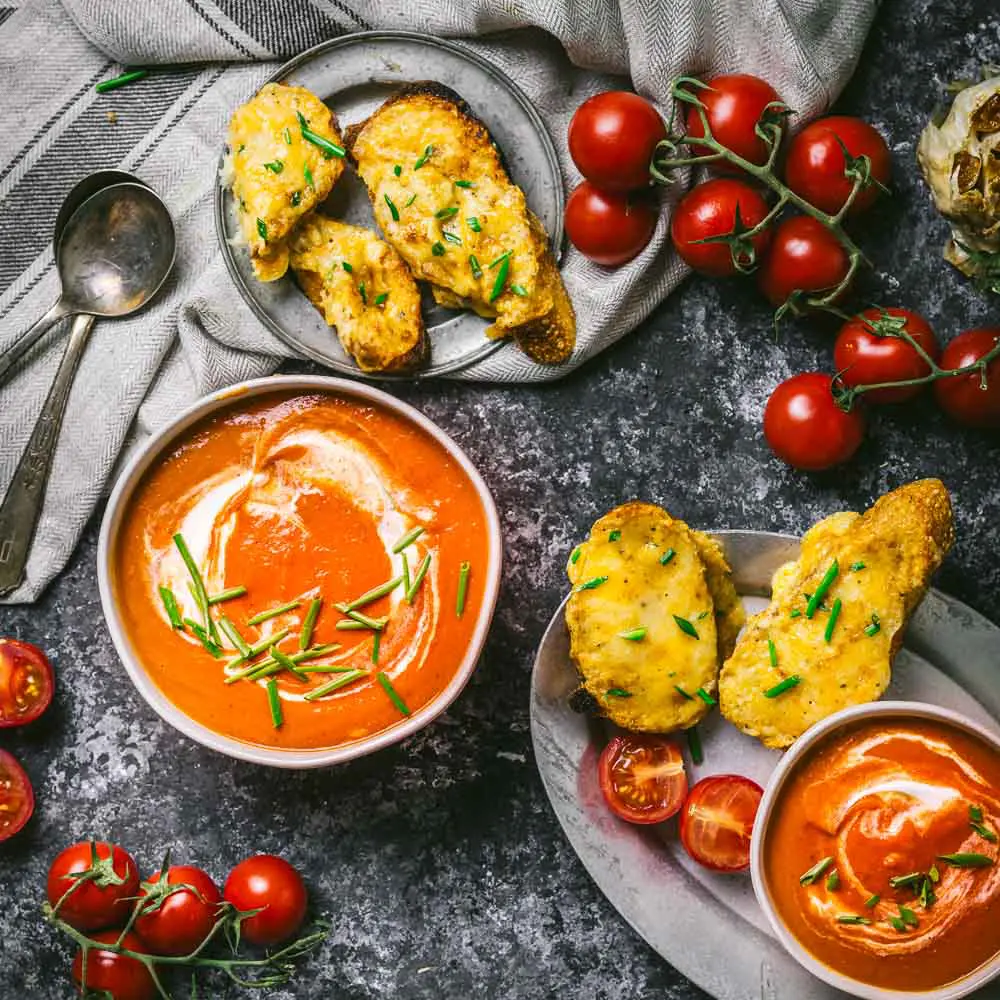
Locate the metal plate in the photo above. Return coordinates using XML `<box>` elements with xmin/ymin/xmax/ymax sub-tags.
<box><xmin>530</xmin><ymin>530</ymin><xmax>1000</xmax><ymax>1000</ymax></box>
<box><xmin>215</xmin><ymin>31</ymin><xmax>564</xmax><ymax>380</ymax></box>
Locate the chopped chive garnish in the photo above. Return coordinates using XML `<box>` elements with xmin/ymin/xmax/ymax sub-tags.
<box><xmin>374</xmin><ymin>292</ymin><xmax>388</xmax><ymax>306</ymax></box>
<box><xmin>618</xmin><ymin>627</ymin><xmax>647</xmax><ymax>641</ymax></box>
<box><xmin>435</xmin><ymin>206</ymin><xmax>459</xmax><ymax>219</ymax></box>
<box><xmin>605</xmin><ymin>688</ymin><xmax>632</xmax><ymax>698</ymax></box>
<box><xmin>230</xmin><ymin>644</ymin><xmax>343</xmax><ymax>684</ymax></box>
<box><xmin>183</xmin><ymin>619</ymin><xmax>221</xmax><ymax>657</ymax></box>
<box><xmin>299</xmin><ymin>598</ymin><xmax>323</xmax><ymax>650</ymax></box>
<box><xmin>159</xmin><ymin>587</ymin><xmax>183</xmax><ymax>629</ymax></box>
<box><xmin>400</xmin><ymin>552</ymin><xmax>411</xmax><ymax>593</ymax></box>
<box><xmin>929</xmin><ymin>865</ymin><xmax>940</xmax><ymax>882</ymax></box>
<box><xmin>339</xmin><ymin>576</ymin><xmax>403</xmax><ymax>613</ymax></box>
<box><xmin>673</xmin><ymin>615</ymin><xmax>699</xmax><ymax>639</ymax></box>
<box><xmin>343</xmin><ymin>610</ymin><xmax>386</xmax><ymax>631</ymax></box>
<box><xmin>899</xmin><ymin>906</ymin><xmax>919</xmax><ymax>928</ymax></box>
<box><xmin>392</xmin><ymin>526</ymin><xmax>425</xmax><ymax>553</ymax></box>
<box><xmin>675</xmin><ymin>685</ymin><xmax>693</xmax><ymax>700</ymax></box>
<box><xmin>263</xmin><ymin>160</ymin><xmax>284</xmax><ymax>173</ymax></box>
<box><xmin>219</xmin><ymin>616</ymin><xmax>250</xmax><ymax>657</ymax></box>
<box><xmin>687</xmin><ymin>726</ymin><xmax>704</xmax><ymax>765</ymax></box>
<box><xmin>431</xmin><ymin>241</ymin><xmax>446</xmax><ymax>256</ymax></box>
<box><xmin>454</xmin><ymin>179</ymin><xmax>474</xmax><ymax>188</ymax></box>
<box><xmin>296</xmin><ymin>111</ymin><xmax>345</xmax><ymax>157</ymax></box>
<box><xmin>376</xmin><ymin>671</ymin><xmax>410</xmax><ymax>715</ymax></box>
<box><xmin>864</xmin><ymin>612</ymin><xmax>881</xmax><ymax>637</ymax></box>
<box><xmin>888</xmin><ymin>872</ymin><xmax>924</xmax><ymax>889</ymax></box>
<box><xmin>247</xmin><ymin>600</ymin><xmax>301</xmax><ymax>626</ymax></box>
<box><xmin>570</xmin><ymin>545</ymin><xmax>582</xmax><ymax>564</ymax></box>
<box><xmin>918</xmin><ymin>877</ymin><xmax>936</xmax><ymax>908</ymax></box>
<box><xmin>696</xmin><ymin>687</ymin><xmax>717</xmax><ymax>706</ymax></box>
<box><xmin>334</xmin><ymin>621</ymin><xmax>371</xmax><ymax>631</ymax></box>
<box><xmin>970</xmin><ymin>805</ymin><xmax>998</xmax><ymax>843</ymax></box>
<box><xmin>469</xmin><ymin>254</ymin><xmax>483</xmax><ymax>278</ymax></box>
<box><xmin>826</xmin><ymin>870</ymin><xmax>841</xmax><ymax>891</ymax></box>
<box><xmin>172</xmin><ymin>533</ymin><xmax>219</xmax><ymax>644</ymax></box>
<box><xmin>467</xmin><ymin>217</ymin><xmax>482</xmax><ymax>232</ymax></box>
<box><xmin>359</xmin><ymin>282</ymin><xmax>367</xmax><ymax>305</ymax></box>
<box><xmin>414</xmin><ymin>145</ymin><xmax>433</xmax><ymax>169</ymax></box>
<box><xmin>406</xmin><ymin>554</ymin><xmax>432</xmax><ymax>603</ymax></box>
<box><xmin>696</xmin><ymin>610</ymin><xmax>710</xmax><ymax>621</ymax></box>
<box><xmin>790</xmin><ymin>609</ymin><xmax>802</xmax><ymax>618</ymax></box>
<box><xmin>575</xmin><ymin>576</ymin><xmax>608</xmax><ymax>592</ymax></box>
<box><xmin>304</xmin><ymin>164</ymin><xmax>314</xmax><ymax>188</ymax></box>
<box><xmin>340</xmin><ymin>261</ymin><xmax>353</xmax><ymax>274</ymax></box>
<box><xmin>384</xmin><ymin>193</ymin><xmax>399</xmax><ymax>221</ymax></box>
<box><xmin>865</xmin><ymin>894</ymin><xmax>880</xmax><ymax>909</ymax></box>
<box><xmin>304</xmin><ymin>670</ymin><xmax>367</xmax><ymax>701</ymax></box>
<box><xmin>95</xmin><ymin>69</ymin><xmax>148</xmax><ymax>94</ymax></box>
<box><xmin>442</xmin><ymin>231</ymin><xmax>462</xmax><ymax>245</ymax></box>
<box><xmin>765</xmin><ymin>675</ymin><xmax>801</xmax><ymax>698</ymax></box>
<box><xmin>806</xmin><ymin>560</ymin><xmax>839</xmax><ymax>619</ymax></box>
<box><xmin>270</xmin><ymin>645</ymin><xmax>307</xmax><ymax>680</ymax></box>
<box><xmin>937</xmin><ymin>852</ymin><xmax>994</xmax><ymax>868</ymax></box>
<box><xmin>208</xmin><ymin>586</ymin><xmax>247</xmax><ymax>605</ymax></box>
<box><xmin>850</xmin><ymin>561</ymin><xmax>866</xmax><ymax>571</ymax></box>
<box><xmin>256</xmin><ymin>218</ymin><xmax>267</xmax><ymax>241</ymax></box>
<box><xmin>609</xmin><ymin>530</ymin><xmax>621</xmax><ymax>541</ymax></box>
<box><xmin>660</xmin><ymin>548</ymin><xmax>676</xmax><ymax>566</ymax></box>
<box><xmin>488</xmin><ymin>250</ymin><xmax>512</xmax><ymax>269</ymax></box>
<box><xmin>372</xmin><ymin>631</ymin><xmax>381</xmax><ymax>665</ymax></box>
<box><xmin>767</xmin><ymin>638</ymin><xmax>778</xmax><ymax>668</ymax></box>
<box><xmin>510</xmin><ymin>284</ymin><xmax>528</xmax><ymax>296</ymax></box>
<box><xmin>405</xmin><ymin>193</ymin><xmax>417</xmax><ymax>207</ymax></box>
<box><xmin>972</xmin><ymin>804</ymin><xmax>984</xmax><ymax>822</ymax></box>
<box><xmin>456</xmin><ymin>562</ymin><xmax>471</xmax><ymax>617</ymax></box>
<box><xmin>837</xmin><ymin>915</ymin><xmax>871</xmax><ymax>926</ymax></box>
<box><xmin>889</xmin><ymin>916</ymin><xmax>907</xmax><ymax>932</ymax></box>
<box><xmin>267</xmin><ymin>679</ymin><xmax>283</xmax><ymax>728</ymax></box>
<box><xmin>799</xmin><ymin>857</ymin><xmax>835</xmax><ymax>885</ymax></box>
<box><xmin>284</xmin><ymin>127</ymin><xmax>292</xmax><ymax>144</ymax></box>
<box><xmin>296</xmin><ymin>664</ymin><xmax>354</xmax><ymax>674</ymax></box>
<box><xmin>222</xmin><ymin>629</ymin><xmax>293</xmax><ymax>678</ymax></box>
<box><xmin>824</xmin><ymin>598</ymin><xmax>843</xmax><ymax>642</ymax></box>
<box><xmin>393</xmin><ymin>164</ymin><xmax>402</xmax><ymax>176</ymax></box>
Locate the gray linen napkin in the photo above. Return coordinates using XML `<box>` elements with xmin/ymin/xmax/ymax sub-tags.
<box><xmin>0</xmin><ymin>0</ymin><xmax>876</xmax><ymax>602</ymax></box>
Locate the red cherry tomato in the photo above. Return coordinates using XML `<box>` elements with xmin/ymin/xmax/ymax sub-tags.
<box><xmin>757</xmin><ymin>215</ymin><xmax>851</xmax><ymax>307</ymax></box>
<box><xmin>0</xmin><ymin>749</ymin><xmax>33</xmax><ymax>842</ymax></box>
<box><xmin>0</xmin><ymin>637</ymin><xmax>54</xmax><ymax>727</ymax></box>
<box><xmin>565</xmin><ymin>181</ymin><xmax>657</xmax><ymax>266</ymax></box>
<box><xmin>764</xmin><ymin>372</ymin><xmax>866</xmax><ymax>471</ymax></box>
<box><xmin>785</xmin><ymin>116</ymin><xmax>891</xmax><ymax>216</ymax></box>
<box><xmin>934</xmin><ymin>328</ymin><xmax>1000</xmax><ymax>428</ymax></box>
<box><xmin>224</xmin><ymin>855</ymin><xmax>308</xmax><ymax>946</ymax></box>
<box><xmin>680</xmin><ymin>775</ymin><xmax>763</xmax><ymax>873</ymax></box>
<box><xmin>685</xmin><ymin>74</ymin><xmax>784</xmax><ymax>170</ymax></box>
<box><xmin>670</xmin><ymin>178</ymin><xmax>772</xmax><ymax>277</ymax></box>
<box><xmin>47</xmin><ymin>841</ymin><xmax>140</xmax><ymax>932</ymax></box>
<box><xmin>134</xmin><ymin>865</ymin><xmax>223</xmax><ymax>957</ymax></box>
<box><xmin>568</xmin><ymin>91</ymin><xmax>667</xmax><ymax>191</ymax></box>
<box><xmin>72</xmin><ymin>930</ymin><xmax>155</xmax><ymax>1000</ymax></box>
<box><xmin>597</xmin><ymin>734</ymin><xmax>688</xmax><ymax>825</ymax></box>
<box><xmin>834</xmin><ymin>308</ymin><xmax>940</xmax><ymax>405</ymax></box>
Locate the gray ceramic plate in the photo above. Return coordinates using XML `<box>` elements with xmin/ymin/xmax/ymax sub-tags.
<box><xmin>215</xmin><ymin>31</ymin><xmax>563</xmax><ymax>380</ymax></box>
<box><xmin>530</xmin><ymin>530</ymin><xmax>1000</xmax><ymax>1000</ymax></box>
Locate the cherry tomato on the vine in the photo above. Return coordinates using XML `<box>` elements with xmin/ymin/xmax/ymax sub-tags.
<box><xmin>0</xmin><ymin>637</ymin><xmax>54</xmax><ymax>727</ymax></box>
<box><xmin>764</xmin><ymin>372</ymin><xmax>866</xmax><ymax>471</ymax></box>
<box><xmin>934</xmin><ymin>328</ymin><xmax>1000</xmax><ymax>428</ymax></box>
<box><xmin>685</xmin><ymin>74</ymin><xmax>784</xmax><ymax>170</ymax></box>
<box><xmin>71</xmin><ymin>930</ymin><xmax>155</xmax><ymax>1000</ymax></box>
<box><xmin>834</xmin><ymin>307</ymin><xmax>940</xmax><ymax>405</ymax></box>
<box><xmin>670</xmin><ymin>178</ymin><xmax>772</xmax><ymax>277</ymax></box>
<box><xmin>785</xmin><ymin>115</ymin><xmax>891</xmax><ymax>217</ymax></box>
<box><xmin>565</xmin><ymin>181</ymin><xmax>657</xmax><ymax>266</ymax></box>
<box><xmin>568</xmin><ymin>91</ymin><xmax>667</xmax><ymax>191</ymax></box>
<box><xmin>0</xmin><ymin>749</ymin><xmax>33</xmax><ymax>842</ymax></box>
<box><xmin>757</xmin><ymin>215</ymin><xmax>851</xmax><ymax>307</ymax></box>
<box><xmin>134</xmin><ymin>865</ymin><xmax>223</xmax><ymax>957</ymax></box>
<box><xmin>680</xmin><ymin>775</ymin><xmax>763</xmax><ymax>873</ymax></box>
<box><xmin>598</xmin><ymin>734</ymin><xmax>688</xmax><ymax>825</ymax></box>
<box><xmin>47</xmin><ymin>841</ymin><xmax>140</xmax><ymax>932</ymax></box>
<box><xmin>224</xmin><ymin>854</ymin><xmax>308</xmax><ymax>946</ymax></box>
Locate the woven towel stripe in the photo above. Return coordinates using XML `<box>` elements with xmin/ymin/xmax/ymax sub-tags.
<box><xmin>184</xmin><ymin>0</ymin><xmax>257</xmax><ymax>58</ymax></box>
<box><xmin>0</xmin><ymin>7</ymin><xmax>14</xmax><ymax>29</ymax></box>
<box><xmin>212</xmin><ymin>0</ymin><xmax>362</xmax><ymax>54</ymax></box>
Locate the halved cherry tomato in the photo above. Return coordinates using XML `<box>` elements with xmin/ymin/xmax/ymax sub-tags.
<box><xmin>0</xmin><ymin>749</ymin><xmax>34</xmax><ymax>842</ymax></box>
<box><xmin>680</xmin><ymin>775</ymin><xmax>763</xmax><ymax>872</ymax></box>
<box><xmin>757</xmin><ymin>215</ymin><xmax>851</xmax><ymax>307</ymax></box>
<box><xmin>671</xmin><ymin>178</ymin><xmax>772</xmax><ymax>277</ymax></box>
<box><xmin>565</xmin><ymin>181</ymin><xmax>657</xmax><ymax>266</ymax></box>
<box><xmin>834</xmin><ymin>308</ymin><xmax>940</xmax><ymax>404</ymax></box>
<box><xmin>785</xmin><ymin>116</ymin><xmax>891</xmax><ymax>217</ymax></box>
<box><xmin>223</xmin><ymin>854</ymin><xmax>308</xmax><ymax>946</ymax></box>
<box><xmin>597</xmin><ymin>734</ymin><xmax>688</xmax><ymax>825</ymax></box>
<box><xmin>568</xmin><ymin>91</ymin><xmax>667</xmax><ymax>191</ymax></box>
<box><xmin>934</xmin><ymin>328</ymin><xmax>1000</xmax><ymax>428</ymax></box>
<box><xmin>0</xmin><ymin>637</ymin><xmax>54</xmax><ymax>727</ymax></box>
<box><xmin>47</xmin><ymin>841</ymin><xmax>140</xmax><ymax>931</ymax></box>
<box><xmin>72</xmin><ymin>929</ymin><xmax>155</xmax><ymax>1000</ymax></box>
<box><xmin>764</xmin><ymin>372</ymin><xmax>866</xmax><ymax>471</ymax></box>
<box><xmin>134</xmin><ymin>865</ymin><xmax>223</xmax><ymax>956</ymax></box>
<box><xmin>685</xmin><ymin>74</ymin><xmax>784</xmax><ymax>170</ymax></box>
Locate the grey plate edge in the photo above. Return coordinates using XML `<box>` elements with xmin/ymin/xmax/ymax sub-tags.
<box><xmin>213</xmin><ymin>29</ymin><xmax>565</xmax><ymax>382</ymax></box>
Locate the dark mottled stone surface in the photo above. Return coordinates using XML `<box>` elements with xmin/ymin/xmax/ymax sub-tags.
<box><xmin>2</xmin><ymin>2</ymin><xmax>999</xmax><ymax>997</ymax></box>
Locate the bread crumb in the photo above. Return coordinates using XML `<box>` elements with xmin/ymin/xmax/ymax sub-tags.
<box><xmin>106</xmin><ymin>111</ymin><xmax>118</xmax><ymax>124</ymax></box>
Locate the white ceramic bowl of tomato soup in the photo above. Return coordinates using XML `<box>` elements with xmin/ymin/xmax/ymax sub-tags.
<box><xmin>98</xmin><ymin>376</ymin><xmax>502</xmax><ymax>768</ymax></box>
<box><xmin>750</xmin><ymin>701</ymin><xmax>1000</xmax><ymax>1000</ymax></box>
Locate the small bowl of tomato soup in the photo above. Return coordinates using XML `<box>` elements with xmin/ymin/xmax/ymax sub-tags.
<box><xmin>751</xmin><ymin>701</ymin><xmax>1000</xmax><ymax>1000</ymax></box>
<box><xmin>98</xmin><ymin>376</ymin><xmax>502</xmax><ymax>767</ymax></box>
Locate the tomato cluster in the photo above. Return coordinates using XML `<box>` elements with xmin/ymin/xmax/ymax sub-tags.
<box><xmin>46</xmin><ymin>842</ymin><xmax>308</xmax><ymax>1000</ymax></box>
<box><xmin>597</xmin><ymin>734</ymin><xmax>763</xmax><ymax>873</ymax></box>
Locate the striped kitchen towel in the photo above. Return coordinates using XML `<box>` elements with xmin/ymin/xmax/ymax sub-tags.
<box><xmin>0</xmin><ymin>0</ymin><xmax>876</xmax><ymax>601</ymax></box>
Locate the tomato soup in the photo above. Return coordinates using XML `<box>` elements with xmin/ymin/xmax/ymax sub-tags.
<box><xmin>765</xmin><ymin>717</ymin><xmax>1000</xmax><ymax>991</ymax></box>
<box><xmin>112</xmin><ymin>391</ymin><xmax>492</xmax><ymax>751</ymax></box>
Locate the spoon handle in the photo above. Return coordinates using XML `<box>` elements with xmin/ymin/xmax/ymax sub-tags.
<box><xmin>0</xmin><ymin>313</ymin><xmax>95</xmax><ymax>597</ymax></box>
<box><xmin>0</xmin><ymin>298</ymin><xmax>73</xmax><ymax>388</ymax></box>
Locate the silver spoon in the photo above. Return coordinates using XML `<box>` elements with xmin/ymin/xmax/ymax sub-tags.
<box><xmin>0</xmin><ymin>180</ymin><xmax>176</xmax><ymax>597</ymax></box>
<box><xmin>0</xmin><ymin>170</ymin><xmax>151</xmax><ymax>386</ymax></box>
